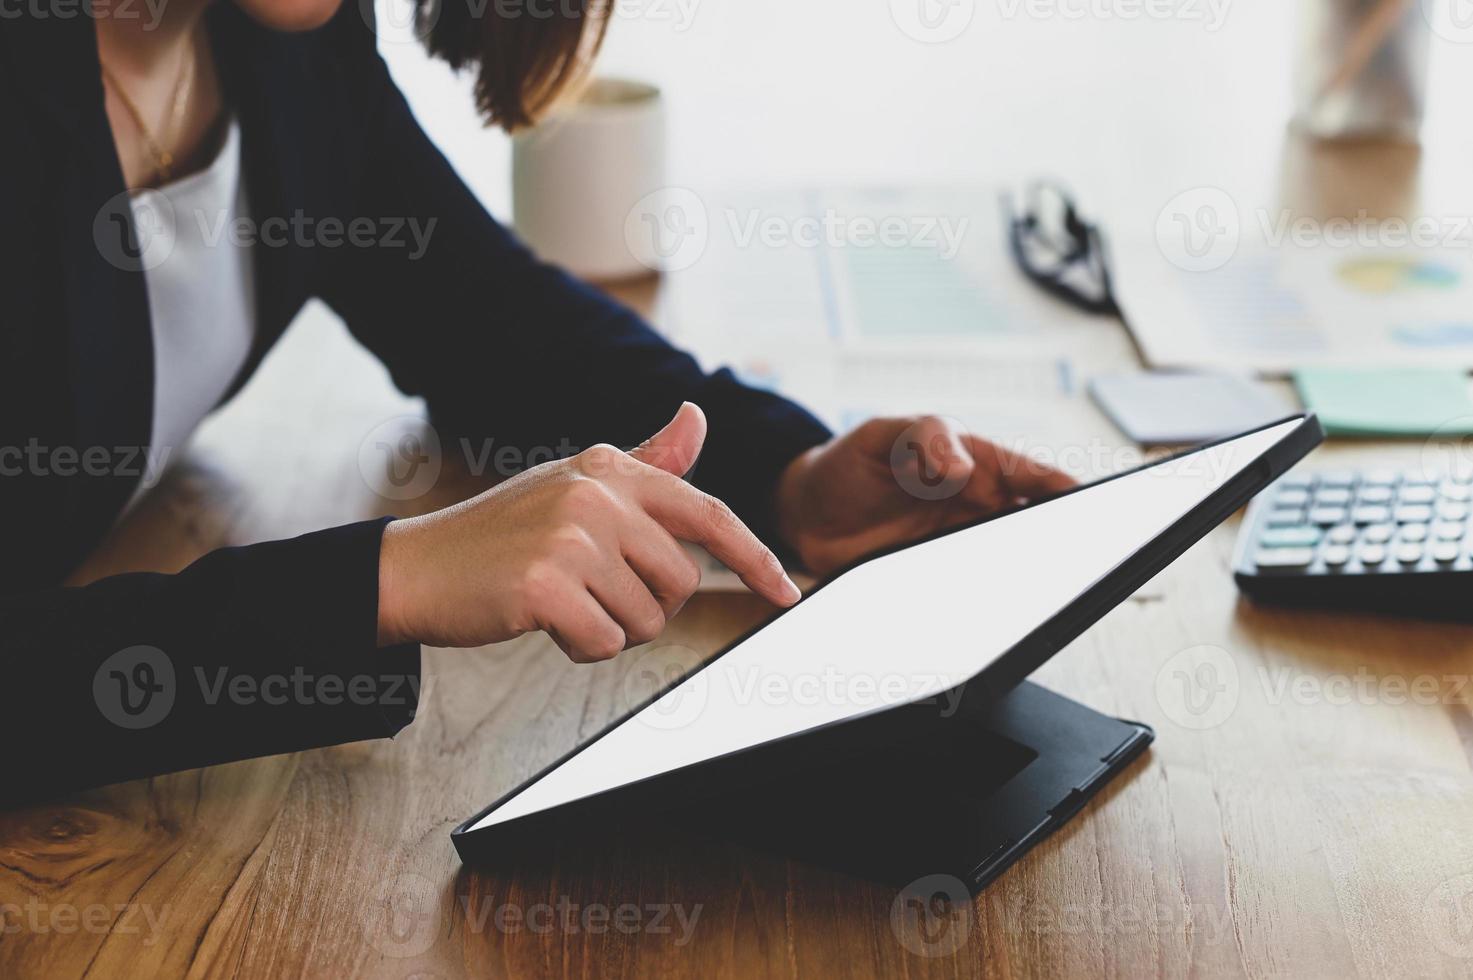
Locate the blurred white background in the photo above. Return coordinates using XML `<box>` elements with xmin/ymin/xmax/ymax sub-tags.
<box><xmin>372</xmin><ymin>0</ymin><xmax>1473</xmax><ymax>227</ymax></box>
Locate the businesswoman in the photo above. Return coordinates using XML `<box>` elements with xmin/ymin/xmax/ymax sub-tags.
<box><xmin>0</xmin><ymin>0</ymin><xmax>1071</xmax><ymax>801</ymax></box>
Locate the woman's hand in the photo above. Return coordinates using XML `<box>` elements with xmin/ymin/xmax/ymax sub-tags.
<box><xmin>774</xmin><ymin>415</ymin><xmax>1076</xmax><ymax>576</ymax></box>
<box><xmin>377</xmin><ymin>403</ymin><xmax>801</xmax><ymax>660</ymax></box>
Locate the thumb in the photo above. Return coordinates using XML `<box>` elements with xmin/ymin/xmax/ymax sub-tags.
<box><xmin>629</xmin><ymin>401</ymin><xmax>707</xmax><ymax>477</ymax></box>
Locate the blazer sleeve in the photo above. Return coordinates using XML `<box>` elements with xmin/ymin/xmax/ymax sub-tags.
<box><xmin>0</xmin><ymin>519</ymin><xmax>420</xmax><ymax>805</ymax></box>
<box><xmin>314</xmin><ymin>36</ymin><xmax>832</xmax><ymax>547</ymax></box>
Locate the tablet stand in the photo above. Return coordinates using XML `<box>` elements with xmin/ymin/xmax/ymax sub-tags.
<box><xmin>666</xmin><ymin>681</ymin><xmax>1153</xmax><ymax>894</ymax></box>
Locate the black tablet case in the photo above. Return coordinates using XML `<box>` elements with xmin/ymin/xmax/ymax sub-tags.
<box><xmin>653</xmin><ymin>679</ymin><xmax>1154</xmax><ymax>893</ymax></box>
<box><xmin>453</xmin><ymin>415</ymin><xmax>1325</xmax><ymax>891</ymax></box>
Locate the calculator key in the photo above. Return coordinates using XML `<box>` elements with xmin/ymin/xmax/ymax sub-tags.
<box><xmin>1266</xmin><ymin>508</ymin><xmax>1305</xmax><ymax>527</ymax></box>
<box><xmin>1322</xmin><ymin>545</ymin><xmax>1352</xmax><ymax>567</ymax></box>
<box><xmin>1327</xmin><ymin>524</ymin><xmax>1358</xmax><ymax>544</ymax></box>
<box><xmin>1315</xmin><ymin>488</ymin><xmax>1352</xmax><ymax>506</ymax></box>
<box><xmin>1441</xmin><ymin>482</ymin><xmax>1472</xmax><ymax>502</ymax></box>
<box><xmin>1402</xmin><ymin>471</ymin><xmax>1436</xmax><ymax>486</ymax></box>
<box><xmin>1351</xmin><ymin>505</ymin><xmax>1391</xmax><ymax>525</ymax></box>
<box><xmin>1275</xmin><ymin>488</ymin><xmax>1310</xmax><ymax>508</ymax></box>
<box><xmin>1400</xmin><ymin>523</ymin><xmax>1428</xmax><ymax>543</ymax></box>
<box><xmin>1437</xmin><ymin>501</ymin><xmax>1469</xmax><ymax>522</ymax></box>
<box><xmin>1255</xmin><ymin>548</ymin><xmax>1315</xmax><ymax>570</ymax></box>
<box><xmin>1260</xmin><ymin>527</ymin><xmax>1321</xmax><ymax>548</ymax></box>
<box><xmin>1309</xmin><ymin>507</ymin><xmax>1348</xmax><ymax>526</ymax></box>
<box><xmin>1395</xmin><ymin>543</ymin><xmax>1425</xmax><ymax>564</ymax></box>
<box><xmin>1357</xmin><ymin>486</ymin><xmax>1394</xmax><ymax>505</ymax></box>
<box><xmin>1318</xmin><ymin>471</ymin><xmax>1357</xmax><ymax>488</ymax></box>
<box><xmin>1435</xmin><ymin>522</ymin><xmax>1466</xmax><ymax>541</ymax></box>
<box><xmin>1357</xmin><ymin>543</ymin><xmax>1388</xmax><ymax>565</ymax></box>
<box><xmin>1362</xmin><ymin>524</ymin><xmax>1394</xmax><ymax>543</ymax></box>
<box><xmin>1395</xmin><ymin>505</ymin><xmax>1434</xmax><ymax>524</ymax></box>
<box><xmin>1434</xmin><ymin>542</ymin><xmax>1461</xmax><ymax>563</ymax></box>
<box><xmin>1363</xmin><ymin>469</ymin><xmax>1399</xmax><ymax>486</ymax></box>
<box><xmin>1399</xmin><ymin>485</ymin><xmax>1437</xmax><ymax>505</ymax></box>
<box><xmin>1278</xmin><ymin>473</ymin><xmax>1314</xmax><ymax>490</ymax></box>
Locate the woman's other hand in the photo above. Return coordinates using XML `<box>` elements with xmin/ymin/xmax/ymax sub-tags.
<box><xmin>775</xmin><ymin>415</ymin><xmax>1076</xmax><ymax>576</ymax></box>
<box><xmin>376</xmin><ymin>403</ymin><xmax>801</xmax><ymax>660</ymax></box>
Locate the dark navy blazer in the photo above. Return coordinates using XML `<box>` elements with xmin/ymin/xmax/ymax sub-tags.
<box><xmin>0</xmin><ymin>4</ymin><xmax>830</xmax><ymax>801</ymax></box>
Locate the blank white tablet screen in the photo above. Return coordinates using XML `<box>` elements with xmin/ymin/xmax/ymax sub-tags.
<box><xmin>472</xmin><ymin>419</ymin><xmax>1299</xmax><ymax>831</ymax></box>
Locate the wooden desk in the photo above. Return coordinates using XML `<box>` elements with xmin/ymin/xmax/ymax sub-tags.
<box><xmin>8</xmin><ymin>7</ymin><xmax>1473</xmax><ymax>975</ymax></box>
<box><xmin>6</xmin><ymin>251</ymin><xmax>1473</xmax><ymax>976</ymax></box>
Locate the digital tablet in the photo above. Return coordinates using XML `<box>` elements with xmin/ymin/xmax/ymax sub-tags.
<box><xmin>453</xmin><ymin>414</ymin><xmax>1323</xmax><ymax>862</ymax></box>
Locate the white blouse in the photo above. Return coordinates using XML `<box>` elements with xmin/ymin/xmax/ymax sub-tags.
<box><xmin>128</xmin><ymin>118</ymin><xmax>257</xmax><ymax>478</ymax></box>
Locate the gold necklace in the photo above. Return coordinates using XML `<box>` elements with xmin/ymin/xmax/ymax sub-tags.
<box><xmin>100</xmin><ymin>36</ymin><xmax>196</xmax><ymax>185</ymax></box>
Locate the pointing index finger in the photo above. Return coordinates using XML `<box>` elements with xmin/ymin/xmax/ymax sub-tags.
<box><xmin>635</xmin><ymin>470</ymin><xmax>801</xmax><ymax>607</ymax></box>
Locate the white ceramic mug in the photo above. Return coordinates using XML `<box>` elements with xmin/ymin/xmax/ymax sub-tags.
<box><xmin>512</xmin><ymin>77</ymin><xmax>667</xmax><ymax>281</ymax></box>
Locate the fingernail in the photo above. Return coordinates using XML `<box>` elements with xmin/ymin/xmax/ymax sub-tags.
<box><xmin>780</xmin><ymin>574</ymin><xmax>802</xmax><ymax>604</ymax></box>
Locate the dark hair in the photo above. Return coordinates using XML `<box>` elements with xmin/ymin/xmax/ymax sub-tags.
<box><xmin>417</xmin><ymin>0</ymin><xmax>611</xmax><ymax>132</ymax></box>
